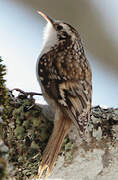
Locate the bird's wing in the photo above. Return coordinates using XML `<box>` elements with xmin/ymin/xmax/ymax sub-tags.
<box><xmin>57</xmin><ymin>80</ymin><xmax>92</xmax><ymax>137</ymax></box>
<box><xmin>46</xmin><ymin>54</ymin><xmax>92</xmax><ymax>136</ymax></box>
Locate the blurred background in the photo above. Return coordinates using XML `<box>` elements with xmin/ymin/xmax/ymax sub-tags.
<box><xmin>0</xmin><ymin>0</ymin><xmax>118</xmax><ymax>107</ymax></box>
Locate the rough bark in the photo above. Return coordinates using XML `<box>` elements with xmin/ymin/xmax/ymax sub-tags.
<box><xmin>1</xmin><ymin>90</ymin><xmax>118</xmax><ymax>180</ymax></box>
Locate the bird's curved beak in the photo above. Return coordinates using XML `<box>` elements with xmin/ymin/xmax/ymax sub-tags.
<box><xmin>37</xmin><ymin>11</ymin><xmax>54</xmax><ymax>25</ymax></box>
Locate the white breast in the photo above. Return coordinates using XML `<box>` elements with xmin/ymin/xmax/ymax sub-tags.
<box><xmin>40</xmin><ymin>22</ymin><xmax>58</xmax><ymax>56</ymax></box>
<box><xmin>36</xmin><ymin>21</ymin><xmax>58</xmax><ymax>85</ymax></box>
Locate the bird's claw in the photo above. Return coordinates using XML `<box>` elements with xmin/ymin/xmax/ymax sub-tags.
<box><xmin>36</xmin><ymin>164</ymin><xmax>50</xmax><ymax>180</ymax></box>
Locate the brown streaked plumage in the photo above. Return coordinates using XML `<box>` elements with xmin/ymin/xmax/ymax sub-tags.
<box><xmin>36</xmin><ymin>11</ymin><xmax>92</xmax><ymax>179</ymax></box>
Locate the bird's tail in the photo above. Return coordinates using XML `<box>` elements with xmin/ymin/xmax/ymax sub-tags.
<box><xmin>37</xmin><ymin>108</ymin><xmax>72</xmax><ymax>179</ymax></box>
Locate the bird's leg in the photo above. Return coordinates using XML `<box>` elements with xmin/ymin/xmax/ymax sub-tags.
<box><xmin>37</xmin><ymin>108</ymin><xmax>72</xmax><ymax>179</ymax></box>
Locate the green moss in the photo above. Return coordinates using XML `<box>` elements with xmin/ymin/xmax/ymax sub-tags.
<box><xmin>61</xmin><ymin>137</ymin><xmax>76</xmax><ymax>164</ymax></box>
<box><xmin>2</xmin><ymin>91</ymin><xmax>53</xmax><ymax>179</ymax></box>
<box><xmin>0</xmin><ymin>157</ymin><xmax>6</xmax><ymax>180</ymax></box>
<box><xmin>0</xmin><ymin>57</ymin><xmax>8</xmax><ymax>124</ymax></box>
<box><xmin>32</xmin><ymin>117</ymin><xmax>41</xmax><ymax>127</ymax></box>
<box><xmin>23</xmin><ymin>119</ymin><xmax>31</xmax><ymax>128</ymax></box>
<box><xmin>0</xmin><ymin>57</ymin><xmax>8</xmax><ymax>180</ymax></box>
<box><xmin>2</xmin><ymin>90</ymin><xmax>76</xmax><ymax>179</ymax></box>
<box><xmin>30</xmin><ymin>141</ymin><xmax>39</xmax><ymax>150</ymax></box>
<box><xmin>14</xmin><ymin>126</ymin><xmax>25</xmax><ymax>138</ymax></box>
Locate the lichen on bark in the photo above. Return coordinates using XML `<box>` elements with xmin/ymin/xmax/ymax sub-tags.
<box><xmin>2</xmin><ymin>91</ymin><xmax>76</xmax><ymax>179</ymax></box>
<box><xmin>1</xmin><ymin>89</ymin><xmax>118</xmax><ymax>180</ymax></box>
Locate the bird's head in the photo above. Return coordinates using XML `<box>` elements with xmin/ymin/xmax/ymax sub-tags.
<box><xmin>37</xmin><ymin>11</ymin><xmax>79</xmax><ymax>54</ymax></box>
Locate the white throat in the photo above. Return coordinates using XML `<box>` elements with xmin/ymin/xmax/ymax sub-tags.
<box><xmin>36</xmin><ymin>22</ymin><xmax>58</xmax><ymax>83</ymax></box>
<box><xmin>40</xmin><ymin>22</ymin><xmax>58</xmax><ymax>56</ymax></box>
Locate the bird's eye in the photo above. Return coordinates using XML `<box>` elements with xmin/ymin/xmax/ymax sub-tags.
<box><xmin>57</xmin><ymin>25</ymin><xmax>63</xmax><ymax>31</ymax></box>
<box><xmin>63</xmin><ymin>32</ymin><xmax>67</xmax><ymax>36</ymax></box>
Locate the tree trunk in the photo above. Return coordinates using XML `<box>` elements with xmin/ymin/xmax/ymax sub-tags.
<box><xmin>1</xmin><ymin>90</ymin><xmax>118</xmax><ymax>180</ymax></box>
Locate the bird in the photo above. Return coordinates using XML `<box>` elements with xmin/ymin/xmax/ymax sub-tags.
<box><xmin>36</xmin><ymin>11</ymin><xmax>92</xmax><ymax>179</ymax></box>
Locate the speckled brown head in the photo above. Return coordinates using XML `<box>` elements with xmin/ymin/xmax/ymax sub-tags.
<box><xmin>37</xmin><ymin>11</ymin><xmax>82</xmax><ymax>55</ymax></box>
